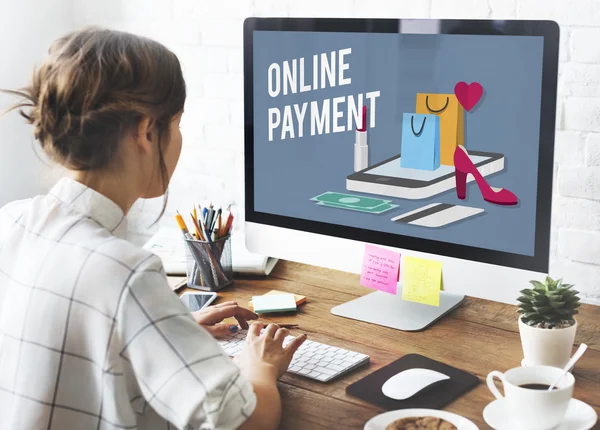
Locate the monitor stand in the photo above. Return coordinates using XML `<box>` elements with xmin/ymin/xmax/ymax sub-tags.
<box><xmin>331</xmin><ymin>288</ymin><xmax>465</xmax><ymax>332</ymax></box>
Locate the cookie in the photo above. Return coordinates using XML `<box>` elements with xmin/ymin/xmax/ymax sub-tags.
<box><xmin>385</xmin><ymin>416</ymin><xmax>457</xmax><ymax>430</ymax></box>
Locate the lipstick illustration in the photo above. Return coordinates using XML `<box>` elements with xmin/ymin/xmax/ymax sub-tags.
<box><xmin>354</xmin><ymin>105</ymin><xmax>368</xmax><ymax>172</ymax></box>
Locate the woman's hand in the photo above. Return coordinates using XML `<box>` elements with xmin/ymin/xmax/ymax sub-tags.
<box><xmin>234</xmin><ymin>322</ymin><xmax>307</xmax><ymax>382</ymax></box>
<box><xmin>235</xmin><ymin>323</ymin><xmax>306</xmax><ymax>430</ymax></box>
<box><xmin>192</xmin><ymin>301</ymin><xmax>258</xmax><ymax>337</ymax></box>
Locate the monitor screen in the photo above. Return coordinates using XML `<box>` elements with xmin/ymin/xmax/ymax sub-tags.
<box><xmin>246</xmin><ymin>20</ymin><xmax>557</xmax><ymax>271</ymax></box>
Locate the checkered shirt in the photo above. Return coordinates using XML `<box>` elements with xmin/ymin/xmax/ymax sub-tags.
<box><xmin>0</xmin><ymin>177</ymin><xmax>256</xmax><ymax>430</ymax></box>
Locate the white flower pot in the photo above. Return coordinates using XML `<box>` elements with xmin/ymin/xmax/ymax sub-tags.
<box><xmin>518</xmin><ymin>317</ymin><xmax>577</xmax><ymax>368</ymax></box>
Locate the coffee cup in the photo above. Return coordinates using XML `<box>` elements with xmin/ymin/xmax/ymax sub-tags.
<box><xmin>486</xmin><ymin>365</ymin><xmax>574</xmax><ymax>430</ymax></box>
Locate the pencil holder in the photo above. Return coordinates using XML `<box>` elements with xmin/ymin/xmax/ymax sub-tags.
<box><xmin>184</xmin><ymin>235</ymin><xmax>233</xmax><ymax>292</ymax></box>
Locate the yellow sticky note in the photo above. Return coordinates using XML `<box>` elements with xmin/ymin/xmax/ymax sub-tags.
<box><xmin>401</xmin><ymin>256</ymin><xmax>442</xmax><ymax>307</ymax></box>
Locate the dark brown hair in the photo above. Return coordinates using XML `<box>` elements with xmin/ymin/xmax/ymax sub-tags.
<box><xmin>3</xmin><ymin>27</ymin><xmax>186</xmax><ymax>213</ymax></box>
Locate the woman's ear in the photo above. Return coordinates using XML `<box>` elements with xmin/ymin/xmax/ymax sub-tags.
<box><xmin>134</xmin><ymin>116</ymin><xmax>156</xmax><ymax>155</ymax></box>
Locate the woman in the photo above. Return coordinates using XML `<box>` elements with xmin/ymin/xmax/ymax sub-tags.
<box><xmin>0</xmin><ymin>27</ymin><xmax>305</xmax><ymax>430</ymax></box>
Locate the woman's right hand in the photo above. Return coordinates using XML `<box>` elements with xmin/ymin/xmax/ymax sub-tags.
<box><xmin>234</xmin><ymin>322</ymin><xmax>307</xmax><ymax>382</ymax></box>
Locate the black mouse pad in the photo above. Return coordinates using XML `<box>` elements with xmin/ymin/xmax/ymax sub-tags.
<box><xmin>346</xmin><ymin>354</ymin><xmax>479</xmax><ymax>410</ymax></box>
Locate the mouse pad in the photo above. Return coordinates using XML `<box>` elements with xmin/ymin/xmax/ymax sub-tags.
<box><xmin>346</xmin><ymin>354</ymin><xmax>479</xmax><ymax>410</ymax></box>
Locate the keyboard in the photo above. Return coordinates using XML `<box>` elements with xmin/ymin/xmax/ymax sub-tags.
<box><xmin>218</xmin><ymin>329</ymin><xmax>370</xmax><ymax>382</ymax></box>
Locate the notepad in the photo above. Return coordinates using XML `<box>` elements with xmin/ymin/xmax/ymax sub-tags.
<box><xmin>248</xmin><ymin>290</ymin><xmax>306</xmax><ymax>311</ymax></box>
<box><xmin>401</xmin><ymin>256</ymin><xmax>442</xmax><ymax>306</ymax></box>
<box><xmin>252</xmin><ymin>293</ymin><xmax>297</xmax><ymax>314</ymax></box>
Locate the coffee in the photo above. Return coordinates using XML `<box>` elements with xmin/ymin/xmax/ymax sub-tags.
<box><xmin>487</xmin><ymin>367</ymin><xmax>574</xmax><ymax>430</ymax></box>
<box><xmin>518</xmin><ymin>383</ymin><xmax>555</xmax><ymax>390</ymax></box>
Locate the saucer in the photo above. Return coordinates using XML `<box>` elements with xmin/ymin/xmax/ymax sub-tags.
<box><xmin>365</xmin><ymin>408</ymin><xmax>478</xmax><ymax>430</ymax></box>
<box><xmin>483</xmin><ymin>397</ymin><xmax>597</xmax><ymax>430</ymax></box>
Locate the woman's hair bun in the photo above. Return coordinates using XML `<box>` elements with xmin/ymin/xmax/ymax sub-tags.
<box><xmin>3</xmin><ymin>27</ymin><xmax>186</xmax><ymax>171</ymax></box>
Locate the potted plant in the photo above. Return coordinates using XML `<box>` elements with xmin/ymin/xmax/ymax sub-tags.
<box><xmin>517</xmin><ymin>276</ymin><xmax>581</xmax><ymax>368</ymax></box>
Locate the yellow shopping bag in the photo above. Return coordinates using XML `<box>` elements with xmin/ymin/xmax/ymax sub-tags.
<box><xmin>416</xmin><ymin>94</ymin><xmax>464</xmax><ymax>166</ymax></box>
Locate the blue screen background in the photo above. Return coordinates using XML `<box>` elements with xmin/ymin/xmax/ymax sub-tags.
<box><xmin>252</xmin><ymin>31</ymin><xmax>544</xmax><ymax>256</ymax></box>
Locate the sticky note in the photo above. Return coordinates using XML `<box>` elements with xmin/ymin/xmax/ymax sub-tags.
<box><xmin>401</xmin><ymin>256</ymin><xmax>442</xmax><ymax>306</ymax></box>
<box><xmin>360</xmin><ymin>244</ymin><xmax>401</xmax><ymax>294</ymax></box>
<box><xmin>248</xmin><ymin>290</ymin><xmax>306</xmax><ymax>311</ymax></box>
<box><xmin>252</xmin><ymin>293</ymin><xmax>297</xmax><ymax>314</ymax></box>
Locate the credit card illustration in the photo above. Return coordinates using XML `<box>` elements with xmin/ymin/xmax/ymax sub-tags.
<box><xmin>391</xmin><ymin>203</ymin><xmax>484</xmax><ymax>228</ymax></box>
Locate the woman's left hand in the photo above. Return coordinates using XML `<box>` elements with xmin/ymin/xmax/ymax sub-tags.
<box><xmin>192</xmin><ymin>301</ymin><xmax>259</xmax><ymax>337</ymax></box>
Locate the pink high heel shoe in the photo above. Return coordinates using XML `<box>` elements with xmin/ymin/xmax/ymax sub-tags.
<box><xmin>454</xmin><ymin>146</ymin><xmax>518</xmax><ymax>206</ymax></box>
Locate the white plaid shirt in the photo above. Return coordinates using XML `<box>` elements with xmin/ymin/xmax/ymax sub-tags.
<box><xmin>0</xmin><ymin>177</ymin><xmax>256</xmax><ymax>430</ymax></box>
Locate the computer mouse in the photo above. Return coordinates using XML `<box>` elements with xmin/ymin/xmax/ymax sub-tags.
<box><xmin>382</xmin><ymin>368</ymin><xmax>450</xmax><ymax>400</ymax></box>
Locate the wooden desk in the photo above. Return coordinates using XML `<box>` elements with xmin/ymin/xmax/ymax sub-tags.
<box><xmin>170</xmin><ymin>261</ymin><xmax>600</xmax><ymax>429</ymax></box>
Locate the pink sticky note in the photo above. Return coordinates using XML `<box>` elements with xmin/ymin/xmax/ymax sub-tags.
<box><xmin>360</xmin><ymin>244</ymin><xmax>401</xmax><ymax>294</ymax></box>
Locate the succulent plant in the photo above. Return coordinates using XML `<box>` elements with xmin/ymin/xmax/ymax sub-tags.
<box><xmin>517</xmin><ymin>276</ymin><xmax>581</xmax><ymax>328</ymax></box>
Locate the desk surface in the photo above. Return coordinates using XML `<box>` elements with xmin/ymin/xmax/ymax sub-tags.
<box><xmin>169</xmin><ymin>261</ymin><xmax>600</xmax><ymax>430</ymax></box>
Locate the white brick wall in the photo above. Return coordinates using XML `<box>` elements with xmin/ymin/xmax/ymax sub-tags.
<box><xmin>559</xmin><ymin>167</ymin><xmax>600</xmax><ymax>199</ymax></box>
<box><xmin>588</xmin><ymin>134</ymin><xmax>600</xmax><ymax>166</ymax></box>
<box><xmin>560</xmin><ymin>230</ymin><xmax>600</xmax><ymax>265</ymax></box>
<box><xmin>72</xmin><ymin>0</ymin><xmax>600</xmax><ymax>304</ymax></box>
<box><xmin>564</xmin><ymin>98</ymin><xmax>600</xmax><ymax>132</ymax></box>
<box><xmin>570</xmin><ymin>28</ymin><xmax>600</xmax><ymax>64</ymax></box>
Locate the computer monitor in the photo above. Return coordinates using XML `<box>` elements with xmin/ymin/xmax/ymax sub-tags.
<box><xmin>243</xmin><ymin>18</ymin><xmax>559</xmax><ymax>330</ymax></box>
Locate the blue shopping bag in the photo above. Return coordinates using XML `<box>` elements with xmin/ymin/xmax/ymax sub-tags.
<box><xmin>400</xmin><ymin>113</ymin><xmax>440</xmax><ymax>171</ymax></box>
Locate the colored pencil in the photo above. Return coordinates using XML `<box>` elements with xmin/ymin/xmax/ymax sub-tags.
<box><xmin>225</xmin><ymin>213</ymin><xmax>234</xmax><ymax>235</ymax></box>
<box><xmin>215</xmin><ymin>210</ymin><xmax>222</xmax><ymax>236</ymax></box>
<box><xmin>190</xmin><ymin>212</ymin><xmax>205</xmax><ymax>241</ymax></box>
<box><xmin>175</xmin><ymin>211</ymin><xmax>192</xmax><ymax>238</ymax></box>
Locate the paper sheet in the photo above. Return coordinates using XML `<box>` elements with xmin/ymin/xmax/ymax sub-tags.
<box><xmin>401</xmin><ymin>256</ymin><xmax>442</xmax><ymax>306</ymax></box>
<box><xmin>143</xmin><ymin>227</ymin><xmax>278</xmax><ymax>276</ymax></box>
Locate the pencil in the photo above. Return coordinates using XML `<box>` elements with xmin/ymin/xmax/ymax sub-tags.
<box><xmin>198</xmin><ymin>204</ymin><xmax>206</xmax><ymax>228</ymax></box>
<box><xmin>176</xmin><ymin>211</ymin><xmax>199</xmax><ymax>284</ymax></box>
<box><xmin>209</xmin><ymin>208</ymin><xmax>218</xmax><ymax>232</ymax></box>
<box><xmin>225</xmin><ymin>213</ymin><xmax>234</xmax><ymax>235</ymax></box>
<box><xmin>261</xmin><ymin>323</ymin><xmax>299</xmax><ymax>329</ymax></box>
<box><xmin>206</xmin><ymin>204</ymin><xmax>215</xmax><ymax>233</ymax></box>
<box><xmin>190</xmin><ymin>212</ymin><xmax>205</xmax><ymax>241</ymax></box>
<box><xmin>175</xmin><ymin>211</ymin><xmax>192</xmax><ymax>238</ymax></box>
<box><xmin>215</xmin><ymin>210</ymin><xmax>222</xmax><ymax>238</ymax></box>
<box><xmin>221</xmin><ymin>213</ymin><xmax>230</xmax><ymax>237</ymax></box>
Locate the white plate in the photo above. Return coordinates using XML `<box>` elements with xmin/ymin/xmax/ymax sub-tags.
<box><xmin>364</xmin><ymin>408</ymin><xmax>479</xmax><ymax>430</ymax></box>
<box><xmin>483</xmin><ymin>398</ymin><xmax>598</xmax><ymax>430</ymax></box>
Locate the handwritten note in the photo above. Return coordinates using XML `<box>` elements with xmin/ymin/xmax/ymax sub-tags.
<box><xmin>360</xmin><ymin>244</ymin><xmax>400</xmax><ymax>294</ymax></box>
<box><xmin>402</xmin><ymin>256</ymin><xmax>442</xmax><ymax>306</ymax></box>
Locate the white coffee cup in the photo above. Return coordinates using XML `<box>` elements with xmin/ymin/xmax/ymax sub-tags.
<box><xmin>486</xmin><ymin>365</ymin><xmax>574</xmax><ymax>430</ymax></box>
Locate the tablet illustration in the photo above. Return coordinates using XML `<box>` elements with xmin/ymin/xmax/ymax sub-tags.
<box><xmin>346</xmin><ymin>150</ymin><xmax>505</xmax><ymax>200</ymax></box>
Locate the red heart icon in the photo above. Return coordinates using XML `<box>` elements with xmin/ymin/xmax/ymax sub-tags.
<box><xmin>454</xmin><ymin>81</ymin><xmax>483</xmax><ymax>111</ymax></box>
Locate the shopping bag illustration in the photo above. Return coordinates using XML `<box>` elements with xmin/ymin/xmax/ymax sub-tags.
<box><xmin>400</xmin><ymin>113</ymin><xmax>440</xmax><ymax>171</ymax></box>
<box><xmin>416</xmin><ymin>93</ymin><xmax>464</xmax><ymax>166</ymax></box>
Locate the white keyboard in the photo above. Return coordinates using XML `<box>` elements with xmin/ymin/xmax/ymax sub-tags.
<box><xmin>218</xmin><ymin>329</ymin><xmax>370</xmax><ymax>382</ymax></box>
